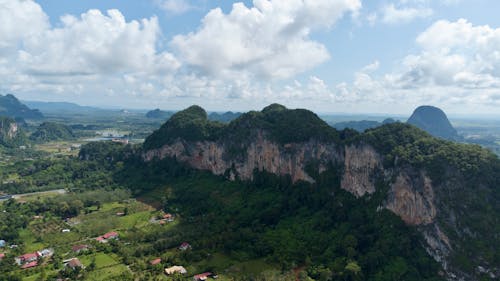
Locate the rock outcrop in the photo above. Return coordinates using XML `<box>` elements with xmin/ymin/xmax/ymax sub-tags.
<box><xmin>144</xmin><ymin>131</ymin><xmax>343</xmax><ymax>184</ymax></box>
<box><xmin>341</xmin><ymin>144</ymin><xmax>381</xmax><ymax>197</ymax></box>
<box><xmin>385</xmin><ymin>171</ymin><xmax>436</xmax><ymax>225</ymax></box>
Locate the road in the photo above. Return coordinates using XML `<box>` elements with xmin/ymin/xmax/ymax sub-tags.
<box><xmin>0</xmin><ymin>189</ymin><xmax>67</xmax><ymax>202</ymax></box>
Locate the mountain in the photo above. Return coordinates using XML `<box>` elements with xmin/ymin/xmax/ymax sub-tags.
<box><xmin>0</xmin><ymin>94</ymin><xmax>43</xmax><ymax>119</ymax></box>
<box><xmin>145</xmin><ymin>109</ymin><xmax>174</xmax><ymax>119</ymax></box>
<box><xmin>208</xmin><ymin>111</ymin><xmax>242</xmax><ymax>123</ymax></box>
<box><xmin>407</xmin><ymin>105</ymin><xmax>460</xmax><ymax>140</ymax></box>
<box><xmin>29</xmin><ymin>122</ymin><xmax>75</xmax><ymax>142</ymax></box>
<box><xmin>0</xmin><ymin>117</ymin><xmax>27</xmax><ymax>148</ymax></box>
<box><xmin>140</xmin><ymin>104</ymin><xmax>499</xmax><ymax>280</ymax></box>
<box><xmin>23</xmin><ymin>100</ymin><xmax>102</xmax><ymax>115</ymax></box>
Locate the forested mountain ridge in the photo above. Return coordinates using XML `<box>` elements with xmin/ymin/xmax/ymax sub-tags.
<box><xmin>0</xmin><ymin>94</ymin><xmax>43</xmax><ymax>119</ymax></box>
<box><xmin>140</xmin><ymin>104</ymin><xmax>499</xmax><ymax>280</ymax></box>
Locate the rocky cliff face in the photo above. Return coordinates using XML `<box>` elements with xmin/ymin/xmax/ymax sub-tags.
<box><xmin>0</xmin><ymin>117</ymin><xmax>20</xmax><ymax>146</ymax></box>
<box><xmin>143</xmin><ymin>133</ymin><xmax>468</xmax><ymax>276</ymax></box>
<box><xmin>143</xmin><ymin>134</ymin><xmax>440</xmax><ymax>228</ymax></box>
<box><xmin>144</xmin><ymin>131</ymin><xmax>343</xmax><ymax>183</ymax></box>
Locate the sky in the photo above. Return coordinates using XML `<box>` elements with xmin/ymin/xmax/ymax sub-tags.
<box><xmin>1</xmin><ymin>0</ymin><xmax>500</xmax><ymax>116</ymax></box>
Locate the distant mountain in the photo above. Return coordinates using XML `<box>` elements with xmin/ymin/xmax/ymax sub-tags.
<box><xmin>0</xmin><ymin>94</ymin><xmax>43</xmax><ymax>119</ymax></box>
<box><xmin>29</xmin><ymin>122</ymin><xmax>75</xmax><ymax>142</ymax></box>
<box><xmin>23</xmin><ymin>100</ymin><xmax>102</xmax><ymax>114</ymax></box>
<box><xmin>208</xmin><ymin>111</ymin><xmax>242</xmax><ymax>123</ymax></box>
<box><xmin>333</xmin><ymin>118</ymin><xmax>397</xmax><ymax>132</ymax></box>
<box><xmin>145</xmin><ymin>109</ymin><xmax>174</xmax><ymax>120</ymax></box>
<box><xmin>0</xmin><ymin>117</ymin><xmax>27</xmax><ymax>148</ymax></box>
<box><xmin>407</xmin><ymin>106</ymin><xmax>460</xmax><ymax>140</ymax></box>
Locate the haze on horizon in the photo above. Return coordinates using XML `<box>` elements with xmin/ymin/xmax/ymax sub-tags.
<box><xmin>1</xmin><ymin>0</ymin><xmax>500</xmax><ymax>116</ymax></box>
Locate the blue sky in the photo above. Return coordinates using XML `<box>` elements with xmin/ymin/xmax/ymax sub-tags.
<box><xmin>1</xmin><ymin>0</ymin><xmax>500</xmax><ymax>115</ymax></box>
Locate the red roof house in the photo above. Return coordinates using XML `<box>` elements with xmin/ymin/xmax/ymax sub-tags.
<box><xmin>102</xmin><ymin>231</ymin><xmax>118</xmax><ymax>239</ymax></box>
<box><xmin>179</xmin><ymin>242</ymin><xmax>191</xmax><ymax>251</ymax></box>
<box><xmin>150</xmin><ymin>258</ymin><xmax>162</xmax><ymax>265</ymax></box>
<box><xmin>21</xmin><ymin>261</ymin><xmax>38</xmax><ymax>269</ymax></box>
<box><xmin>66</xmin><ymin>258</ymin><xmax>84</xmax><ymax>269</ymax></box>
<box><xmin>16</xmin><ymin>252</ymin><xmax>38</xmax><ymax>265</ymax></box>
<box><xmin>194</xmin><ymin>272</ymin><xmax>213</xmax><ymax>281</ymax></box>
<box><xmin>72</xmin><ymin>244</ymin><xmax>89</xmax><ymax>253</ymax></box>
<box><xmin>96</xmin><ymin>231</ymin><xmax>119</xmax><ymax>242</ymax></box>
<box><xmin>0</xmin><ymin>253</ymin><xmax>5</xmax><ymax>260</ymax></box>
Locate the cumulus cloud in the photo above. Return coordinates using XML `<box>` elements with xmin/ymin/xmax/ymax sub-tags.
<box><xmin>0</xmin><ymin>0</ymin><xmax>49</xmax><ymax>52</ymax></box>
<box><xmin>171</xmin><ymin>0</ymin><xmax>361</xmax><ymax>80</ymax></box>
<box><xmin>0</xmin><ymin>0</ymin><xmax>180</xmax><ymax>103</ymax></box>
<box><xmin>20</xmin><ymin>9</ymin><xmax>179</xmax><ymax>76</ymax></box>
<box><xmin>381</xmin><ymin>4</ymin><xmax>433</xmax><ymax>24</ymax></box>
<box><xmin>156</xmin><ymin>0</ymin><xmax>194</xmax><ymax>14</ymax></box>
<box><xmin>334</xmin><ymin>19</ymin><xmax>500</xmax><ymax>112</ymax></box>
<box><xmin>393</xmin><ymin>19</ymin><xmax>500</xmax><ymax>89</ymax></box>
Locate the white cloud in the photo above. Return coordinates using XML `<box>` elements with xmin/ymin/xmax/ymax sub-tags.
<box><xmin>0</xmin><ymin>0</ymin><xmax>49</xmax><ymax>52</ymax></box>
<box><xmin>0</xmin><ymin>1</ymin><xmax>180</xmax><ymax>103</ymax></box>
<box><xmin>20</xmin><ymin>9</ymin><xmax>180</xmax><ymax>76</ymax></box>
<box><xmin>156</xmin><ymin>0</ymin><xmax>194</xmax><ymax>14</ymax></box>
<box><xmin>393</xmin><ymin>19</ymin><xmax>500</xmax><ymax>89</ymax></box>
<box><xmin>171</xmin><ymin>0</ymin><xmax>361</xmax><ymax>80</ymax></box>
<box><xmin>381</xmin><ymin>3</ymin><xmax>433</xmax><ymax>24</ymax></box>
<box><xmin>334</xmin><ymin>19</ymin><xmax>500</xmax><ymax>113</ymax></box>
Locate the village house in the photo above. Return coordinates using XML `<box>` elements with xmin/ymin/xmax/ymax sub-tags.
<box><xmin>193</xmin><ymin>272</ymin><xmax>214</xmax><ymax>281</ymax></box>
<box><xmin>15</xmin><ymin>252</ymin><xmax>38</xmax><ymax>265</ymax></box>
<box><xmin>165</xmin><ymin>265</ymin><xmax>187</xmax><ymax>275</ymax></box>
<box><xmin>150</xmin><ymin>258</ymin><xmax>162</xmax><ymax>266</ymax></box>
<box><xmin>21</xmin><ymin>261</ymin><xmax>38</xmax><ymax>269</ymax></box>
<box><xmin>65</xmin><ymin>258</ymin><xmax>84</xmax><ymax>270</ymax></box>
<box><xmin>179</xmin><ymin>242</ymin><xmax>191</xmax><ymax>251</ymax></box>
<box><xmin>163</xmin><ymin>213</ymin><xmax>174</xmax><ymax>222</ymax></box>
<box><xmin>0</xmin><ymin>253</ymin><xmax>5</xmax><ymax>260</ymax></box>
<box><xmin>96</xmin><ymin>231</ymin><xmax>119</xmax><ymax>243</ymax></box>
<box><xmin>37</xmin><ymin>248</ymin><xmax>54</xmax><ymax>258</ymax></box>
<box><xmin>0</xmin><ymin>239</ymin><xmax>5</xmax><ymax>247</ymax></box>
<box><xmin>72</xmin><ymin>244</ymin><xmax>89</xmax><ymax>253</ymax></box>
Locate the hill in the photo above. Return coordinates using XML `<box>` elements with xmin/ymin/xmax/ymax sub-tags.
<box><xmin>138</xmin><ymin>104</ymin><xmax>499</xmax><ymax>280</ymax></box>
<box><xmin>0</xmin><ymin>94</ymin><xmax>44</xmax><ymax>119</ymax></box>
<box><xmin>29</xmin><ymin>122</ymin><xmax>75</xmax><ymax>142</ymax></box>
<box><xmin>407</xmin><ymin>105</ymin><xmax>460</xmax><ymax>140</ymax></box>
<box><xmin>145</xmin><ymin>109</ymin><xmax>174</xmax><ymax>119</ymax></box>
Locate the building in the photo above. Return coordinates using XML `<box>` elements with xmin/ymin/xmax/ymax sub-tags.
<box><xmin>163</xmin><ymin>213</ymin><xmax>174</xmax><ymax>222</ymax></box>
<box><xmin>96</xmin><ymin>231</ymin><xmax>119</xmax><ymax>243</ymax></box>
<box><xmin>15</xmin><ymin>252</ymin><xmax>38</xmax><ymax>265</ymax></box>
<box><xmin>150</xmin><ymin>258</ymin><xmax>162</xmax><ymax>266</ymax></box>
<box><xmin>165</xmin><ymin>266</ymin><xmax>187</xmax><ymax>275</ymax></box>
<box><xmin>0</xmin><ymin>240</ymin><xmax>5</xmax><ymax>247</ymax></box>
<box><xmin>72</xmin><ymin>244</ymin><xmax>89</xmax><ymax>253</ymax></box>
<box><xmin>66</xmin><ymin>258</ymin><xmax>84</xmax><ymax>269</ymax></box>
<box><xmin>193</xmin><ymin>272</ymin><xmax>213</xmax><ymax>281</ymax></box>
<box><xmin>0</xmin><ymin>253</ymin><xmax>5</xmax><ymax>260</ymax></box>
<box><xmin>179</xmin><ymin>242</ymin><xmax>191</xmax><ymax>251</ymax></box>
<box><xmin>37</xmin><ymin>248</ymin><xmax>54</xmax><ymax>258</ymax></box>
<box><xmin>21</xmin><ymin>261</ymin><xmax>38</xmax><ymax>269</ymax></box>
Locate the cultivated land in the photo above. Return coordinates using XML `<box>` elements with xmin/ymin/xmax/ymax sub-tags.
<box><xmin>1</xmin><ymin>188</ymin><xmax>283</xmax><ymax>280</ymax></box>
